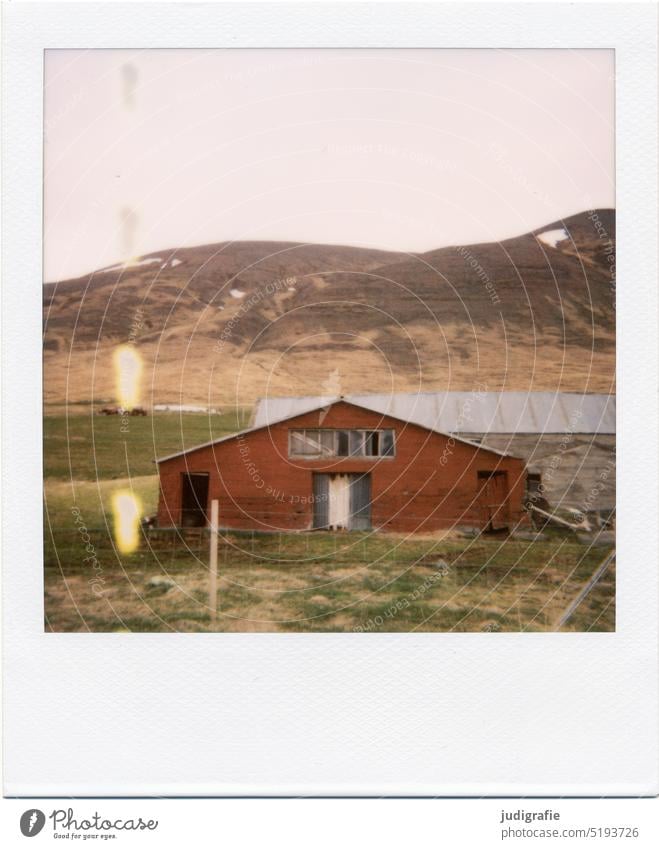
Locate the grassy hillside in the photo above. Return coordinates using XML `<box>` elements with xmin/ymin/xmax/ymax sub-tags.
<box><xmin>42</xmin><ymin>211</ymin><xmax>615</xmax><ymax>406</ymax></box>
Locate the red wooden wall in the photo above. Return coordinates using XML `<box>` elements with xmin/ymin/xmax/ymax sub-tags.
<box><xmin>156</xmin><ymin>401</ymin><xmax>528</xmax><ymax>532</ymax></box>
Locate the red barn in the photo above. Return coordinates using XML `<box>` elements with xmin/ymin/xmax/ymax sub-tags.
<box><xmin>156</xmin><ymin>399</ymin><xmax>528</xmax><ymax>533</ymax></box>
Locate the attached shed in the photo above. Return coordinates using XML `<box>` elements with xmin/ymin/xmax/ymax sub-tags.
<box><xmin>156</xmin><ymin>399</ymin><xmax>528</xmax><ymax>533</ymax></box>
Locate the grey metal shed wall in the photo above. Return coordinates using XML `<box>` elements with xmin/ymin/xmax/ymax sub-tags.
<box><xmin>474</xmin><ymin>434</ymin><xmax>616</xmax><ymax>512</ymax></box>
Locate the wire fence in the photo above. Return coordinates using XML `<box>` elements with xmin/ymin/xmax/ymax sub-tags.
<box><xmin>44</xmin><ymin>521</ymin><xmax>615</xmax><ymax>573</ymax></box>
<box><xmin>45</xmin><ymin>524</ymin><xmax>454</xmax><ymax>569</ymax></box>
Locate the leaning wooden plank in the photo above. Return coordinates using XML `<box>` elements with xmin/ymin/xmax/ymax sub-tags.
<box><xmin>555</xmin><ymin>550</ymin><xmax>616</xmax><ymax>629</ymax></box>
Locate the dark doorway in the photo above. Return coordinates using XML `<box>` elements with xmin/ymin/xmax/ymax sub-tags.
<box><xmin>476</xmin><ymin>470</ymin><xmax>510</xmax><ymax>531</ymax></box>
<box><xmin>180</xmin><ymin>472</ymin><xmax>209</xmax><ymax>527</ymax></box>
<box><xmin>312</xmin><ymin>473</ymin><xmax>330</xmax><ymax>529</ymax></box>
<box><xmin>349</xmin><ymin>474</ymin><xmax>372</xmax><ymax>530</ymax></box>
<box><xmin>524</xmin><ymin>472</ymin><xmax>552</xmax><ymax>527</ymax></box>
<box><xmin>524</xmin><ymin>472</ymin><xmax>549</xmax><ymax>510</ymax></box>
<box><xmin>525</xmin><ymin>472</ymin><xmax>542</xmax><ymax>500</ymax></box>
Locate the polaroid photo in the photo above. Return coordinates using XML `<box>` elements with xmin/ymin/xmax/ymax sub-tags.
<box><xmin>2</xmin><ymin>1</ymin><xmax>657</xmax><ymax>804</ymax></box>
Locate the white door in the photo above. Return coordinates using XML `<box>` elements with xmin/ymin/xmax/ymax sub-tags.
<box><xmin>328</xmin><ymin>474</ymin><xmax>351</xmax><ymax>529</ymax></box>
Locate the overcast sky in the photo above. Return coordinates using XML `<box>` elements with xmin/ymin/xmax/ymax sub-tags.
<box><xmin>44</xmin><ymin>48</ymin><xmax>614</xmax><ymax>281</ymax></box>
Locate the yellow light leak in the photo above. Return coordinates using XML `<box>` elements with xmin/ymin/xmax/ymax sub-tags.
<box><xmin>114</xmin><ymin>345</ymin><xmax>142</xmax><ymax>410</ymax></box>
<box><xmin>112</xmin><ymin>490</ymin><xmax>142</xmax><ymax>554</ymax></box>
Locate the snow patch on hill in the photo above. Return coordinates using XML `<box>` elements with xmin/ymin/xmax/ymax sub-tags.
<box><xmin>101</xmin><ymin>257</ymin><xmax>163</xmax><ymax>273</ymax></box>
<box><xmin>536</xmin><ymin>228</ymin><xmax>568</xmax><ymax>249</ymax></box>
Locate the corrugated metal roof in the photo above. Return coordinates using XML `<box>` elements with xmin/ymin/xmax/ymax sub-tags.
<box><xmin>252</xmin><ymin>392</ymin><xmax>615</xmax><ymax>435</ymax></box>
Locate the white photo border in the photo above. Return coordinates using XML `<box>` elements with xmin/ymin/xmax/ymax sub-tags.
<box><xmin>2</xmin><ymin>2</ymin><xmax>657</xmax><ymax>796</ymax></box>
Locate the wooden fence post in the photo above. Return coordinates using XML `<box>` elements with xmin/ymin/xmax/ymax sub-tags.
<box><xmin>209</xmin><ymin>499</ymin><xmax>219</xmax><ymax>625</ymax></box>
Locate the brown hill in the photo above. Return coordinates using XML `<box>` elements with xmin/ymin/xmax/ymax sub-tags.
<box><xmin>43</xmin><ymin>210</ymin><xmax>615</xmax><ymax>408</ymax></box>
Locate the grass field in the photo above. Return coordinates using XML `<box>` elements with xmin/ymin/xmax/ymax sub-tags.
<box><xmin>43</xmin><ymin>410</ymin><xmax>250</xmax><ymax>480</ymax></box>
<box><xmin>44</xmin><ymin>527</ymin><xmax>615</xmax><ymax>633</ymax></box>
<box><xmin>43</xmin><ymin>412</ymin><xmax>615</xmax><ymax>633</ymax></box>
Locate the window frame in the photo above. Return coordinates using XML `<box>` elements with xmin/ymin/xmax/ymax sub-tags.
<box><xmin>288</xmin><ymin>428</ymin><xmax>396</xmax><ymax>459</ymax></box>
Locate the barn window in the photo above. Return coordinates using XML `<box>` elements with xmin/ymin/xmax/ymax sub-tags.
<box><xmin>319</xmin><ymin>431</ymin><xmax>335</xmax><ymax>455</ymax></box>
<box><xmin>290</xmin><ymin>431</ymin><xmax>314</xmax><ymax>456</ymax></box>
<box><xmin>290</xmin><ymin>430</ymin><xmax>334</xmax><ymax>456</ymax></box>
<box><xmin>381</xmin><ymin>430</ymin><xmax>395</xmax><ymax>456</ymax></box>
<box><xmin>349</xmin><ymin>431</ymin><xmax>366</xmax><ymax>456</ymax></box>
<box><xmin>364</xmin><ymin>431</ymin><xmax>379</xmax><ymax>456</ymax></box>
<box><xmin>289</xmin><ymin>428</ymin><xmax>396</xmax><ymax>458</ymax></box>
<box><xmin>337</xmin><ymin>430</ymin><xmax>350</xmax><ymax>456</ymax></box>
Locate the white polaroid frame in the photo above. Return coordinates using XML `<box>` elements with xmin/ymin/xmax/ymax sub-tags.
<box><xmin>2</xmin><ymin>2</ymin><xmax>657</xmax><ymax>796</ymax></box>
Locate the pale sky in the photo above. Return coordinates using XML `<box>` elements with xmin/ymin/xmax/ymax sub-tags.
<box><xmin>44</xmin><ymin>48</ymin><xmax>614</xmax><ymax>281</ymax></box>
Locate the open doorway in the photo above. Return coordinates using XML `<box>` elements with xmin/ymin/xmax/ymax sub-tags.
<box><xmin>180</xmin><ymin>472</ymin><xmax>209</xmax><ymax>527</ymax></box>
<box><xmin>312</xmin><ymin>473</ymin><xmax>371</xmax><ymax>530</ymax></box>
<box><xmin>524</xmin><ymin>472</ymin><xmax>549</xmax><ymax>510</ymax></box>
